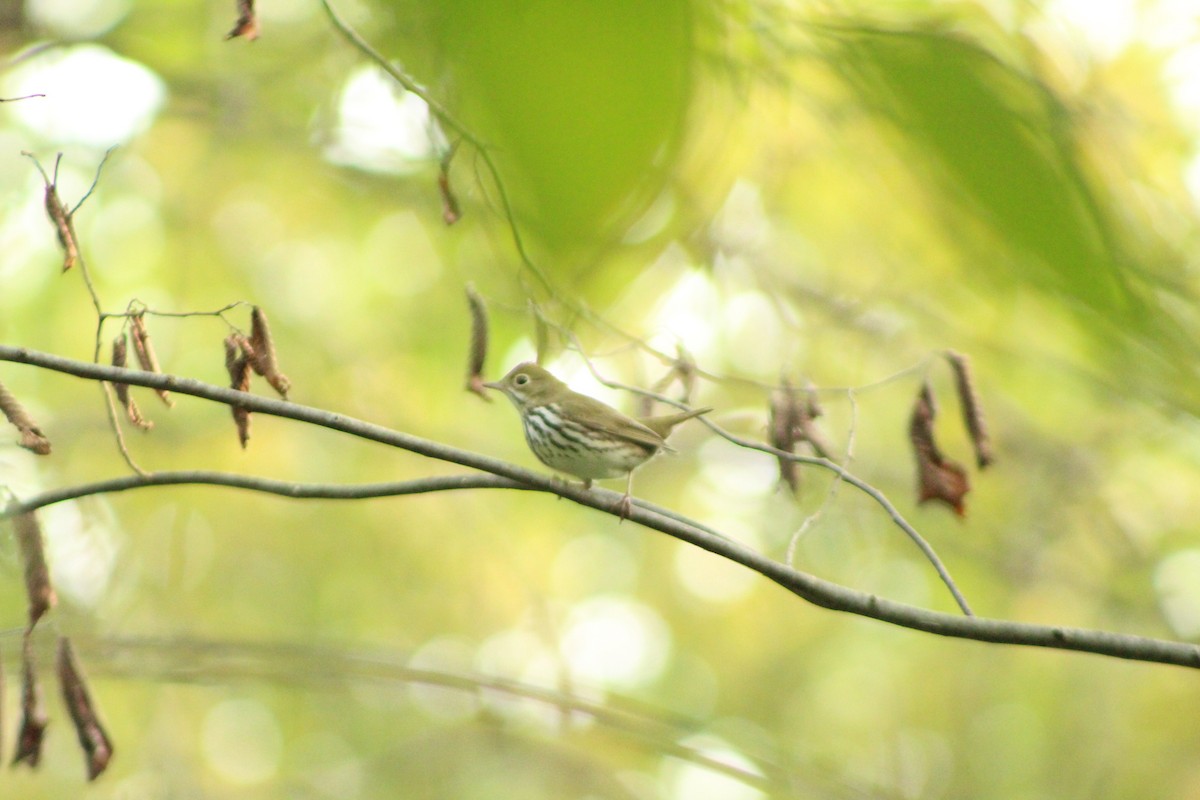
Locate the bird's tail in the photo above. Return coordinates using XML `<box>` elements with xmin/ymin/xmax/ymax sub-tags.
<box><xmin>638</xmin><ymin>407</ymin><xmax>712</xmax><ymax>440</ymax></box>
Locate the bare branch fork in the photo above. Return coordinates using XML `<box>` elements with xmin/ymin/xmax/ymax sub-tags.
<box><xmin>3</xmin><ymin>345</ymin><xmax>1199</xmax><ymax>671</ymax></box>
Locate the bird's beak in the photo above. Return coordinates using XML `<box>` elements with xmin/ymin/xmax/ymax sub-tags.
<box><xmin>482</xmin><ymin>380</ymin><xmax>502</xmax><ymax>391</ymax></box>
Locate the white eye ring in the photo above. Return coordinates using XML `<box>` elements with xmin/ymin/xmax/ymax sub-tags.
<box><xmin>514</xmin><ymin>373</ymin><xmax>530</xmax><ymax>386</ymax></box>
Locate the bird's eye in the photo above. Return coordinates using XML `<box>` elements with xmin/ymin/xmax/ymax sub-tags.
<box><xmin>514</xmin><ymin>373</ymin><xmax>530</xmax><ymax>386</ymax></box>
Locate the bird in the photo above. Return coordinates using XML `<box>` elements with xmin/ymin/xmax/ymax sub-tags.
<box><xmin>485</xmin><ymin>362</ymin><xmax>710</xmax><ymax>518</ymax></box>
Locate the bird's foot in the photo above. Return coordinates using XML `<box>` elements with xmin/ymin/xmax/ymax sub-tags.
<box><xmin>613</xmin><ymin>492</ymin><xmax>633</xmax><ymax>522</ymax></box>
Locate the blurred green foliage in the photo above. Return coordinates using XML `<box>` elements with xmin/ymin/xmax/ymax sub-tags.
<box><xmin>2</xmin><ymin>1</ymin><xmax>1200</xmax><ymax>798</ymax></box>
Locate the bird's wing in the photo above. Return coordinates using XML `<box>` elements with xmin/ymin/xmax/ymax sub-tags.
<box><xmin>573</xmin><ymin>395</ymin><xmax>667</xmax><ymax>449</ymax></box>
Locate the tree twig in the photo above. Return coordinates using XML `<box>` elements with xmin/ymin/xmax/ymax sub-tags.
<box><xmin>2</xmin><ymin>345</ymin><xmax>1199</xmax><ymax>670</ymax></box>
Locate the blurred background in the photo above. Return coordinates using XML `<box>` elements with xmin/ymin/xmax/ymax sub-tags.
<box><xmin>3</xmin><ymin>0</ymin><xmax>1200</xmax><ymax>796</ymax></box>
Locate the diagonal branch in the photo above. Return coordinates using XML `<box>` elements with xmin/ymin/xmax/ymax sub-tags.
<box><xmin>574</xmin><ymin>352</ymin><xmax>973</xmax><ymax>616</ymax></box>
<box><xmin>2</xmin><ymin>344</ymin><xmax>1200</xmax><ymax>670</ymax></box>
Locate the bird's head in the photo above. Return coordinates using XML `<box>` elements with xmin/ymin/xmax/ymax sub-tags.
<box><xmin>484</xmin><ymin>362</ymin><xmax>566</xmax><ymax>409</ymax></box>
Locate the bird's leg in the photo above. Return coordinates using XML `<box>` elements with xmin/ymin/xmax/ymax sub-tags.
<box><xmin>614</xmin><ymin>473</ymin><xmax>634</xmax><ymax>521</ymax></box>
<box><xmin>548</xmin><ymin>475</ymin><xmax>588</xmax><ymax>497</ymax></box>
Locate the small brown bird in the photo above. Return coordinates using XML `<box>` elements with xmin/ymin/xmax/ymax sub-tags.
<box><xmin>485</xmin><ymin>362</ymin><xmax>710</xmax><ymax>517</ymax></box>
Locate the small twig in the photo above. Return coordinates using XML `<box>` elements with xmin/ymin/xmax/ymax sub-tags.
<box><xmin>98</xmin><ymin>380</ymin><xmax>147</xmax><ymax>475</ymax></box>
<box><xmin>101</xmin><ymin>300</ymin><xmax>248</xmax><ymax>325</ymax></box>
<box><xmin>70</xmin><ymin>146</ymin><xmax>116</xmax><ymax>216</ymax></box>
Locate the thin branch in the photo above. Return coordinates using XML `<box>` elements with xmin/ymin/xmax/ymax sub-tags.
<box><xmin>317</xmin><ymin>0</ymin><xmax>547</xmax><ymax>293</ymax></box>
<box><xmin>572</xmin><ymin>350</ymin><xmax>974</xmax><ymax>616</ymax></box>
<box><xmin>3</xmin><ymin>345</ymin><xmax>1200</xmax><ymax>670</ymax></box>
<box><xmin>56</xmin><ymin>634</ymin><xmax>805</xmax><ymax>794</ymax></box>
<box><xmin>98</xmin><ymin>380</ymin><xmax>146</xmax><ymax>475</ymax></box>
<box><xmin>102</xmin><ymin>300</ymin><xmax>248</xmax><ymax>322</ymax></box>
<box><xmin>70</xmin><ymin>146</ymin><xmax>116</xmax><ymax>216</ymax></box>
<box><xmin>3</xmin><ymin>472</ymin><xmax>526</xmax><ymax>514</ymax></box>
<box><xmin>1</xmin><ymin>469</ymin><xmax>737</xmax><ymax>550</ymax></box>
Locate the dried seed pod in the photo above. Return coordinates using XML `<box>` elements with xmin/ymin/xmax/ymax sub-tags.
<box><xmin>909</xmin><ymin>381</ymin><xmax>969</xmax><ymax>516</ymax></box>
<box><xmin>769</xmin><ymin>380</ymin><xmax>801</xmax><ymax>494</ymax></box>
<box><xmin>111</xmin><ymin>334</ymin><xmax>152</xmax><ymax>430</ymax></box>
<box><xmin>463</xmin><ymin>286</ymin><xmax>491</xmax><ymax>401</ymax></box>
<box><xmin>0</xmin><ymin>379</ymin><xmax>51</xmax><ymax>455</ymax></box>
<box><xmin>13</xmin><ymin>633</ymin><xmax>47</xmax><ymax>768</ymax></box>
<box><xmin>248</xmin><ymin>306</ymin><xmax>291</xmax><ymax>399</ymax></box>
<box><xmin>130</xmin><ymin>314</ymin><xmax>174</xmax><ymax>407</ymax></box>
<box><xmin>44</xmin><ymin>180</ymin><xmax>79</xmax><ymax>272</ymax></box>
<box><xmin>225</xmin><ymin>335</ymin><xmax>252</xmax><ymax>448</ymax></box>
<box><xmin>110</xmin><ymin>334</ymin><xmax>128</xmax><ymax>399</ymax></box>
<box><xmin>945</xmin><ymin>350</ymin><xmax>994</xmax><ymax>469</ymax></box>
<box><xmin>58</xmin><ymin>637</ymin><xmax>114</xmax><ymax>781</ymax></box>
<box><xmin>439</xmin><ymin>164</ymin><xmax>461</xmax><ymax>226</ymax></box>
<box><xmin>14</xmin><ymin>511</ymin><xmax>57</xmax><ymax>628</ymax></box>
<box><xmin>226</xmin><ymin>0</ymin><xmax>259</xmax><ymax>40</ymax></box>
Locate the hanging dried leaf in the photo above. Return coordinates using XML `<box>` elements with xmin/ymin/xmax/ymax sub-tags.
<box><xmin>464</xmin><ymin>285</ymin><xmax>491</xmax><ymax>401</ymax></box>
<box><xmin>226</xmin><ymin>0</ymin><xmax>259</xmax><ymax>40</ymax></box>
<box><xmin>129</xmin><ymin>314</ymin><xmax>174</xmax><ymax>407</ymax></box>
<box><xmin>769</xmin><ymin>380</ymin><xmax>801</xmax><ymax>493</ymax></box>
<box><xmin>0</xmin><ymin>379</ymin><xmax>51</xmax><ymax>455</ymax></box>
<box><xmin>248</xmin><ymin>306</ymin><xmax>291</xmax><ymax>399</ymax></box>
<box><xmin>14</xmin><ymin>511</ymin><xmax>57</xmax><ymax>628</ymax></box>
<box><xmin>792</xmin><ymin>388</ymin><xmax>834</xmax><ymax>460</ymax></box>
<box><xmin>110</xmin><ymin>334</ymin><xmax>152</xmax><ymax>430</ymax></box>
<box><xmin>945</xmin><ymin>350</ymin><xmax>994</xmax><ymax>469</ymax></box>
<box><xmin>13</xmin><ymin>634</ymin><xmax>47</xmax><ymax>768</ymax></box>
<box><xmin>909</xmin><ymin>381</ymin><xmax>970</xmax><ymax>515</ymax></box>
<box><xmin>224</xmin><ymin>335</ymin><xmax>253</xmax><ymax>448</ymax></box>
<box><xmin>58</xmin><ymin>638</ymin><xmax>114</xmax><ymax>781</ymax></box>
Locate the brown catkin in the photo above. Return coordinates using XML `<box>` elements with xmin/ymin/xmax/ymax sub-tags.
<box><xmin>44</xmin><ymin>182</ymin><xmax>78</xmax><ymax>272</ymax></box>
<box><xmin>945</xmin><ymin>350</ymin><xmax>994</xmax><ymax>469</ymax></box>
<box><xmin>464</xmin><ymin>286</ymin><xmax>491</xmax><ymax>401</ymax></box>
<box><xmin>224</xmin><ymin>335</ymin><xmax>252</xmax><ymax>448</ymax></box>
<box><xmin>13</xmin><ymin>633</ymin><xmax>48</xmax><ymax>768</ymax></box>
<box><xmin>58</xmin><ymin>637</ymin><xmax>114</xmax><ymax>780</ymax></box>
<box><xmin>111</xmin><ymin>334</ymin><xmax>152</xmax><ymax>429</ymax></box>
<box><xmin>13</xmin><ymin>510</ymin><xmax>57</xmax><ymax>628</ymax></box>
<box><xmin>130</xmin><ymin>314</ymin><xmax>174</xmax><ymax>407</ymax></box>
<box><xmin>0</xmin><ymin>380</ymin><xmax>51</xmax><ymax>455</ymax></box>
<box><xmin>248</xmin><ymin>306</ymin><xmax>291</xmax><ymax>399</ymax></box>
